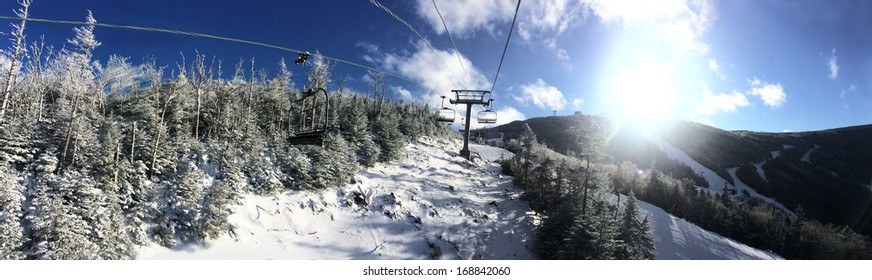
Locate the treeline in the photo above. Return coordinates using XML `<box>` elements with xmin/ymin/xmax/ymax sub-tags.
<box><xmin>609</xmin><ymin>163</ymin><xmax>872</xmax><ymax>259</ymax></box>
<box><xmin>501</xmin><ymin>123</ymin><xmax>655</xmax><ymax>260</ymax></box>
<box><xmin>500</xmin><ymin>119</ymin><xmax>872</xmax><ymax>259</ymax></box>
<box><xmin>0</xmin><ymin>9</ymin><xmax>448</xmax><ymax>259</ymax></box>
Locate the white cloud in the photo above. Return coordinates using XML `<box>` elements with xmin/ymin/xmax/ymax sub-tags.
<box><xmin>586</xmin><ymin>0</ymin><xmax>716</xmax><ymax>53</ymax></box>
<box><xmin>494</xmin><ymin>106</ymin><xmax>527</xmax><ymax>126</ymax></box>
<box><xmin>839</xmin><ymin>84</ymin><xmax>856</xmax><ymax>99</ymax></box>
<box><xmin>416</xmin><ymin>0</ymin><xmax>584</xmax><ymax>39</ymax></box>
<box><xmin>827</xmin><ymin>47</ymin><xmax>838</xmax><ymax>80</ymax></box>
<box><xmin>391</xmin><ymin>86</ymin><xmax>415</xmax><ymax>101</ymax></box>
<box><xmin>572</xmin><ymin>98</ymin><xmax>585</xmax><ymax>109</ymax></box>
<box><xmin>374</xmin><ymin>41</ymin><xmax>490</xmax><ymax>107</ymax></box>
<box><xmin>696</xmin><ymin>88</ymin><xmax>749</xmax><ymax>115</ymax></box>
<box><xmin>369</xmin><ymin>41</ymin><xmax>502</xmax><ymax>130</ymax></box>
<box><xmin>708</xmin><ymin>58</ymin><xmax>726</xmax><ymax>80</ymax></box>
<box><xmin>517</xmin><ymin>78</ymin><xmax>566</xmax><ymax>110</ymax></box>
<box><xmin>414</xmin><ymin>0</ymin><xmax>516</xmax><ymax>38</ymax></box>
<box><xmin>747</xmin><ymin>78</ymin><xmax>787</xmax><ymax>108</ymax></box>
<box><xmin>708</xmin><ymin>58</ymin><xmax>719</xmax><ymax>72</ymax></box>
<box><xmin>518</xmin><ymin>0</ymin><xmax>586</xmax><ymax>41</ymax></box>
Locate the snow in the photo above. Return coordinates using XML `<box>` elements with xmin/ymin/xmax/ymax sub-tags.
<box><xmin>726</xmin><ymin>167</ymin><xmax>793</xmax><ymax>216</ymax></box>
<box><xmin>770</xmin><ymin>150</ymin><xmax>780</xmax><ymax>159</ymax></box>
<box><xmin>647</xmin><ymin>134</ymin><xmax>731</xmax><ymax>193</ymax></box>
<box><xmin>632</xmin><ymin>197</ymin><xmax>781</xmax><ymax>260</ymax></box>
<box><xmin>469</xmin><ymin>143</ymin><xmax>514</xmax><ymax>162</ymax></box>
<box><xmin>137</xmin><ymin>137</ymin><xmax>778</xmax><ymax>260</ymax></box>
<box><xmin>753</xmin><ymin>162</ymin><xmax>767</xmax><ymax>182</ymax></box>
<box><xmin>138</xmin><ymin>137</ymin><xmax>536</xmax><ymax>260</ymax></box>
<box><xmin>783</xmin><ymin>144</ymin><xmax>793</xmax><ymax>150</ymax></box>
<box><xmin>648</xmin><ymin>134</ymin><xmax>793</xmax><ymax>216</ymax></box>
<box><xmin>801</xmin><ymin>145</ymin><xmax>819</xmax><ymax>163</ymax></box>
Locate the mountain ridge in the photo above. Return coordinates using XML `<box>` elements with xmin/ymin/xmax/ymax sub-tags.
<box><xmin>479</xmin><ymin>114</ymin><xmax>872</xmax><ymax>235</ymax></box>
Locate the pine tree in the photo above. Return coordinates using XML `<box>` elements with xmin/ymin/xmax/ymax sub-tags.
<box><xmin>310</xmin><ymin>133</ymin><xmax>358</xmax><ymax>189</ymax></box>
<box><xmin>617</xmin><ymin>191</ymin><xmax>655</xmax><ymax>260</ymax></box>
<box><xmin>340</xmin><ymin>96</ymin><xmax>380</xmax><ymax>167</ymax></box>
<box><xmin>0</xmin><ymin>165</ymin><xmax>25</xmax><ymax>259</ymax></box>
<box><xmin>166</xmin><ymin>159</ymin><xmax>206</xmax><ymax>243</ymax></box>
<box><xmin>199</xmin><ymin>152</ymin><xmax>242</xmax><ymax>240</ymax></box>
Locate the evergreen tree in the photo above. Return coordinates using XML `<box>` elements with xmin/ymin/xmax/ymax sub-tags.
<box><xmin>617</xmin><ymin>191</ymin><xmax>655</xmax><ymax>260</ymax></box>
<box><xmin>166</xmin><ymin>160</ymin><xmax>206</xmax><ymax>243</ymax></box>
<box><xmin>340</xmin><ymin>96</ymin><xmax>380</xmax><ymax>167</ymax></box>
<box><xmin>0</xmin><ymin>165</ymin><xmax>25</xmax><ymax>259</ymax></box>
<box><xmin>199</xmin><ymin>152</ymin><xmax>241</xmax><ymax>240</ymax></box>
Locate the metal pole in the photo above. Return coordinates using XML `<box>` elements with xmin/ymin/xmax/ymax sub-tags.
<box><xmin>461</xmin><ymin>103</ymin><xmax>472</xmax><ymax>160</ymax></box>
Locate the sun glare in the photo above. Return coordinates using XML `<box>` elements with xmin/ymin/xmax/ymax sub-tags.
<box><xmin>614</xmin><ymin>61</ymin><xmax>676</xmax><ymax>118</ymax></box>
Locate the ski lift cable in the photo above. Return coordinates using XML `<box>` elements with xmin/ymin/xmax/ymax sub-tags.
<box><xmin>432</xmin><ymin>0</ymin><xmax>469</xmax><ymax>85</ymax></box>
<box><xmin>490</xmin><ymin>0</ymin><xmax>521</xmax><ymax>94</ymax></box>
<box><xmin>0</xmin><ymin>15</ymin><xmax>439</xmax><ymax>94</ymax></box>
<box><xmin>368</xmin><ymin>0</ymin><xmax>462</xmax><ymax>86</ymax></box>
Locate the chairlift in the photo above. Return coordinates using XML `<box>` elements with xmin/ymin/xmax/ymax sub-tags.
<box><xmin>288</xmin><ymin>87</ymin><xmax>330</xmax><ymax>146</ymax></box>
<box><xmin>477</xmin><ymin>98</ymin><xmax>497</xmax><ymax>124</ymax></box>
<box><xmin>295</xmin><ymin>51</ymin><xmax>310</xmax><ymax>65</ymax></box>
<box><xmin>436</xmin><ymin>95</ymin><xmax>456</xmax><ymax>122</ymax></box>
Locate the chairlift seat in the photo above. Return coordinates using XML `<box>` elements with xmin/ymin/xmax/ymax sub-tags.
<box><xmin>287</xmin><ymin>130</ymin><xmax>325</xmax><ymax>146</ymax></box>
<box><xmin>436</xmin><ymin>107</ymin><xmax>456</xmax><ymax>122</ymax></box>
<box><xmin>477</xmin><ymin>110</ymin><xmax>497</xmax><ymax>124</ymax></box>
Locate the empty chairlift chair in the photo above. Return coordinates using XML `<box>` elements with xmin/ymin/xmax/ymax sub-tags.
<box><xmin>477</xmin><ymin>98</ymin><xmax>497</xmax><ymax>124</ymax></box>
<box><xmin>436</xmin><ymin>95</ymin><xmax>456</xmax><ymax>122</ymax></box>
<box><xmin>288</xmin><ymin>87</ymin><xmax>330</xmax><ymax>146</ymax></box>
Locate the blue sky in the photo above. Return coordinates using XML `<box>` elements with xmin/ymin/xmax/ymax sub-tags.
<box><xmin>2</xmin><ymin>0</ymin><xmax>871</xmax><ymax>132</ymax></box>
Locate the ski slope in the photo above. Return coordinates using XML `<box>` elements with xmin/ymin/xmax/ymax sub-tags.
<box><xmin>801</xmin><ymin>145</ymin><xmax>819</xmax><ymax>163</ymax></box>
<box><xmin>647</xmin><ymin>134</ymin><xmax>731</xmax><ymax>193</ymax></box>
<box><xmin>648</xmin><ymin>133</ymin><xmax>793</xmax><ymax>216</ymax></box>
<box><xmin>137</xmin><ymin>138</ymin><xmax>777</xmax><ymax>260</ymax></box>
<box><xmin>138</xmin><ymin>138</ymin><xmax>536</xmax><ymax>260</ymax></box>
<box><xmin>634</xmin><ymin>198</ymin><xmax>781</xmax><ymax>260</ymax></box>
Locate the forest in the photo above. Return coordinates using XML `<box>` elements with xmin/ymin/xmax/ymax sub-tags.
<box><xmin>501</xmin><ymin>120</ymin><xmax>872</xmax><ymax>259</ymax></box>
<box><xmin>0</xmin><ymin>7</ymin><xmax>449</xmax><ymax>259</ymax></box>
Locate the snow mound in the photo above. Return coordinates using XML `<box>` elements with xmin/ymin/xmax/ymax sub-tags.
<box><xmin>138</xmin><ymin>137</ymin><xmax>536</xmax><ymax>260</ymax></box>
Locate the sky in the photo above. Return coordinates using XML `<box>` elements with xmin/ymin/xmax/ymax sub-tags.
<box><xmin>1</xmin><ymin>0</ymin><xmax>871</xmax><ymax>132</ymax></box>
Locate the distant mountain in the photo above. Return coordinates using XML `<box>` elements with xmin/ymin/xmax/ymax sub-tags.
<box><xmin>479</xmin><ymin>114</ymin><xmax>872</xmax><ymax>235</ymax></box>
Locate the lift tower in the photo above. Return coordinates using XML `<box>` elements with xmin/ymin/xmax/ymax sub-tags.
<box><xmin>449</xmin><ymin>90</ymin><xmax>493</xmax><ymax>160</ymax></box>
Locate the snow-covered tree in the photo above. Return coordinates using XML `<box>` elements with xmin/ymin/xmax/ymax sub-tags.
<box><xmin>617</xmin><ymin>191</ymin><xmax>655</xmax><ymax>260</ymax></box>
<box><xmin>0</xmin><ymin>0</ymin><xmax>31</xmax><ymax>124</ymax></box>
<box><xmin>0</xmin><ymin>165</ymin><xmax>25</xmax><ymax>259</ymax></box>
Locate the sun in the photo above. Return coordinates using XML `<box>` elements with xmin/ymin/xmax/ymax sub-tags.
<box><xmin>607</xmin><ymin>60</ymin><xmax>680</xmax><ymax>130</ymax></box>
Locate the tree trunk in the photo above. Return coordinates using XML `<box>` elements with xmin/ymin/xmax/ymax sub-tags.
<box><xmin>130</xmin><ymin>122</ymin><xmax>137</xmax><ymax>163</ymax></box>
<box><xmin>0</xmin><ymin>1</ymin><xmax>29</xmax><ymax>124</ymax></box>
<box><xmin>195</xmin><ymin>87</ymin><xmax>201</xmax><ymax>139</ymax></box>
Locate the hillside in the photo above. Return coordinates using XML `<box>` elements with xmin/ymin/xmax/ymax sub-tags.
<box><xmin>137</xmin><ymin>138</ymin><xmax>779</xmax><ymax>260</ymax></box>
<box><xmin>480</xmin><ymin>115</ymin><xmax>872</xmax><ymax>235</ymax></box>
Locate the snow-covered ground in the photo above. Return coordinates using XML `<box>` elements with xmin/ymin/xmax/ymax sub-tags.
<box><xmin>770</xmin><ymin>150</ymin><xmax>781</xmax><ymax>159</ymax></box>
<box><xmin>647</xmin><ymin>134</ymin><xmax>731</xmax><ymax>193</ymax></box>
<box><xmin>648</xmin><ymin>134</ymin><xmax>793</xmax><ymax>216</ymax></box>
<box><xmin>753</xmin><ymin>161</ymin><xmax>767</xmax><ymax>182</ymax></box>
<box><xmin>137</xmin><ymin>138</ymin><xmax>778</xmax><ymax>260</ymax></box>
<box><xmin>632</xmin><ymin>197</ymin><xmax>781</xmax><ymax>260</ymax></box>
<box><xmin>138</xmin><ymin>138</ymin><xmax>536</xmax><ymax>260</ymax></box>
<box><xmin>801</xmin><ymin>145</ymin><xmax>819</xmax><ymax>163</ymax></box>
<box><xmin>726</xmin><ymin>167</ymin><xmax>792</xmax><ymax>215</ymax></box>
